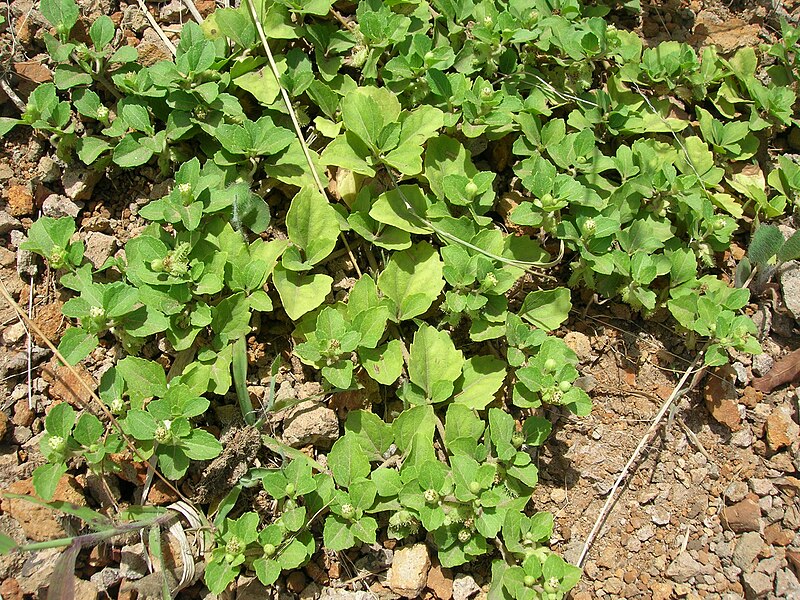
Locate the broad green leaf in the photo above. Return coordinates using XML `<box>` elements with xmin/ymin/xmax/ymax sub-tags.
<box><xmin>41</xmin><ymin>0</ymin><xmax>79</xmax><ymax>34</ymax></box>
<box><xmin>748</xmin><ymin>225</ymin><xmax>783</xmax><ymax>266</ymax></box>
<box><xmin>272</xmin><ymin>265</ymin><xmax>332</xmax><ymax>321</ymax></box>
<box><xmin>45</xmin><ymin>402</ymin><xmax>76</xmax><ymax>437</ymax></box>
<box><xmin>21</xmin><ymin>216</ymin><xmax>74</xmax><ymax>258</ymax></box>
<box><xmin>328</xmin><ymin>434</ymin><xmax>370</xmax><ymax>488</ymax></box>
<box><xmin>204</xmin><ymin>552</ymin><xmax>239</xmax><ymax>594</ymax></box>
<box><xmin>33</xmin><ymin>463</ymin><xmax>68</xmax><ymax>501</ymax></box>
<box><xmin>519</xmin><ymin>288</ymin><xmax>572</xmax><ymax>331</ymax></box>
<box><xmin>345</xmin><ymin>409</ymin><xmax>393</xmax><ymax>459</ymax></box>
<box><xmin>319</xmin><ymin>133</ymin><xmax>376</xmax><ymax>176</ymax></box>
<box><xmin>113</xmin><ymin>135</ymin><xmax>153</xmax><ymax>168</ymax></box>
<box><xmin>323</xmin><ymin>515</ymin><xmax>355</xmax><ymax>551</ymax></box>
<box><xmin>57</xmin><ymin>327</ymin><xmax>98</xmax><ymax>365</ymax></box>
<box><xmin>183</xmin><ymin>429</ymin><xmax>223</xmax><ymax>460</ymax></box>
<box><xmin>778</xmin><ymin>231</ymin><xmax>800</xmax><ymax>263</ymax></box>
<box><xmin>341</xmin><ymin>87</ymin><xmax>401</xmax><ymax>149</ymax></box>
<box><xmin>453</xmin><ymin>356</ymin><xmax>507</xmax><ymax>410</ymax></box>
<box><xmin>117</xmin><ymin>357</ymin><xmax>167</xmax><ymax>403</ymax></box>
<box><xmin>89</xmin><ymin>15</ymin><xmax>114</xmax><ymax>48</ymax></box>
<box><xmin>122</xmin><ymin>409</ymin><xmax>158</xmax><ymax>440</ymax></box>
<box><xmin>377</xmin><ymin>242</ymin><xmax>444</xmax><ymax>321</ymax></box>
<box><xmin>211</xmin><ymin>292</ymin><xmax>251</xmax><ymax>345</ymax></box>
<box><xmin>392</xmin><ymin>405</ymin><xmax>436</xmax><ymax>465</ymax></box>
<box><xmin>369</xmin><ymin>186</ymin><xmax>433</xmax><ymax>234</ymax></box>
<box><xmin>408</xmin><ymin>324</ymin><xmax>464</xmax><ymax>404</ymax></box>
<box><xmin>285</xmin><ymin>187</ymin><xmax>339</xmax><ymax>265</ymax></box>
<box><xmin>359</xmin><ymin>339</ymin><xmax>404</xmax><ymax>385</ymax></box>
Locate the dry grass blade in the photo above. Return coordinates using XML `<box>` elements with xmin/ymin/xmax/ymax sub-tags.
<box><xmin>244</xmin><ymin>0</ymin><xmax>363</xmax><ymax>277</ymax></box>
<box><xmin>576</xmin><ymin>348</ymin><xmax>706</xmax><ymax>567</ymax></box>
<box><xmin>0</xmin><ymin>77</ymin><xmax>27</xmax><ymax>112</ymax></box>
<box><xmin>48</xmin><ymin>542</ymin><xmax>81</xmax><ymax>600</ymax></box>
<box><xmin>180</xmin><ymin>0</ymin><xmax>204</xmax><ymax>24</ymax></box>
<box><xmin>136</xmin><ymin>0</ymin><xmax>177</xmax><ymax>56</ymax></box>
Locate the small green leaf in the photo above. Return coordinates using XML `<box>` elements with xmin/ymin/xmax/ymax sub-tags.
<box><xmin>89</xmin><ymin>15</ymin><xmax>114</xmax><ymax>49</ymax></box>
<box><xmin>453</xmin><ymin>356</ymin><xmax>507</xmax><ymax>410</ymax></box>
<box><xmin>519</xmin><ymin>288</ymin><xmax>572</xmax><ymax>331</ymax></box>
<box><xmin>57</xmin><ymin>327</ymin><xmax>98</xmax><ymax>365</ymax></box>
<box><xmin>748</xmin><ymin>225</ymin><xmax>784</xmax><ymax>266</ymax></box>
<box><xmin>32</xmin><ymin>463</ymin><xmax>68</xmax><ymax>501</ymax></box>
<box><xmin>40</xmin><ymin>0</ymin><xmax>79</xmax><ymax>34</ymax></box>
<box><xmin>117</xmin><ymin>357</ymin><xmax>167</xmax><ymax>403</ymax></box>
<box><xmin>359</xmin><ymin>339</ymin><xmax>404</xmax><ymax>386</ymax></box>
<box><xmin>46</xmin><ymin>402</ymin><xmax>76</xmax><ymax>438</ymax></box>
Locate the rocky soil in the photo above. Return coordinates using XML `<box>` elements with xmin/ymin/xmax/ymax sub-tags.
<box><xmin>1</xmin><ymin>0</ymin><xmax>800</xmax><ymax>599</ymax></box>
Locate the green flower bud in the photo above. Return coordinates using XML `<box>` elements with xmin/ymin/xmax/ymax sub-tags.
<box><xmin>559</xmin><ymin>380</ymin><xmax>572</xmax><ymax>392</ymax></box>
<box><xmin>511</xmin><ymin>431</ymin><xmax>525</xmax><ymax>449</ymax></box>
<box><xmin>543</xmin><ymin>577</ymin><xmax>560</xmax><ymax>593</ymax></box>
<box><xmin>480</xmin><ymin>86</ymin><xmax>493</xmax><ymax>99</ymax></box>
<box><xmin>468</xmin><ymin>481</ymin><xmax>481</xmax><ymax>495</ymax></box>
<box><xmin>154</xmin><ymin>422</ymin><xmax>171</xmax><ymax>444</ymax></box>
<box><xmin>48</xmin><ymin>435</ymin><xmax>66</xmax><ymax>453</ymax></box>
<box><xmin>177</xmin><ymin>182</ymin><xmax>193</xmax><ymax>201</ymax></box>
<box><xmin>465</xmin><ymin>180</ymin><xmax>479</xmax><ymax>198</ymax></box>
<box><xmin>544</xmin><ymin>358</ymin><xmax>557</xmax><ymax>373</ymax></box>
<box><xmin>340</xmin><ymin>503</ymin><xmax>355</xmax><ymax>520</ymax></box>
<box><xmin>50</xmin><ymin>248</ymin><xmax>67</xmax><ymax>269</ymax></box>
<box><xmin>150</xmin><ymin>258</ymin><xmax>164</xmax><ymax>272</ymax></box>
<box><xmin>523</xmin><ymin>575</ymin><xmax>537</xmax><ymax>588</ymax></box>
<box><xmin>225</xmin><ymin>537</ymin><xmax>242</xmax><ymax>557</ymax></box>
<box><xmin>285</xmin><ymin>483</ymin><xmax>296</xmax><ymax>497</ymax></box>
<box><xmin>263</xmin><ymin>543</ymin><xmax>276</xmax><ymax>558</ymax></box>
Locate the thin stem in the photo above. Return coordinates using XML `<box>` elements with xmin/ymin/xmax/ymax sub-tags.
<box><xmin>244</xmin><ymin>0</ymin><xmax>363</xmax><ymax>278</ymax></box>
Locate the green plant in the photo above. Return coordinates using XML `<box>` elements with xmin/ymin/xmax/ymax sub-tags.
<box><xmin>5</xmin><ymin>0</ymin><xmax>800</xmax><ymax>596</ymax></box>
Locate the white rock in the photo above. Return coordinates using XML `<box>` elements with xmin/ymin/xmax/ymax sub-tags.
<box><xmin>42</xmin><ymin>194</ymin><xmax>81</xmax><ymax>218</ymax></box>
<box><xmin>564</xmin><ymin>331</ymin><xmax>592</xmax><ymax>363</ymax></box>
<box><xmin>452</xmin><ymin>574</ymin><xmax>481</xmax><ymax>600</ymax></box>
<box><xmin>84</xmin><ymin>231</ymin><xmax>117</xmax><ymax>268</ymax></box>
<box><xmin>62</xmin><ymin>164</ymin><xmax>102</xmax><ymax>201</ymax></box>
<box><xmin>18</xmin><ymin>547</ymin><xmax>61</xmax><ymax>594</ymax></box>
<box><xmin>2</xmin><ymin>322</ymin><xmax>27</xmax><ymax>345</ymax></box>
<box><xmin>742</xmin><ymin>571</ymin><xmax>772</xmax><ymax>598</ymax></box>
<box><xmin>387</xmin><ymin>543</ymin><xmax>431</xmax><ymax>598</ymax></box>
<box><xmin>732</xmin><ymin>532</ymin><xmax>764</xmax><ymax>570</ymax></box>
<box><xmin>775</xmin><ymin>568</ymin><xmax>800</xmax><ymax>598</ymax></box>
<box><xmin>119</xmin><ymin>543</ymin><xmax>149</xmax><ymax>580</ymax></box>
<box><xmin>318</xmin><ymin>589</ymin><xmax>377</xmax><ymax>599</ymax></box>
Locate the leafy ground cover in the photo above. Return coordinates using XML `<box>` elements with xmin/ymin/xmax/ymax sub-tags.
<box><xmin>0</xmin><ymin>0</ymin><xmax>799</xmax><ymax>598</ymax></box>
